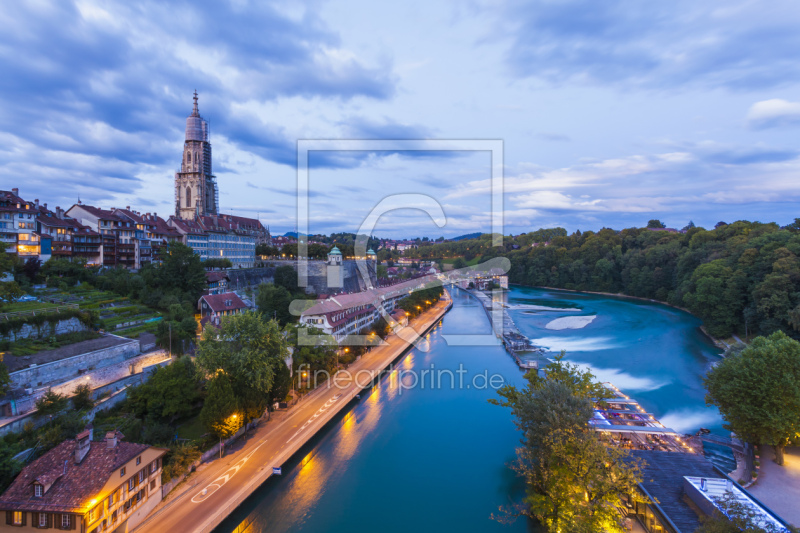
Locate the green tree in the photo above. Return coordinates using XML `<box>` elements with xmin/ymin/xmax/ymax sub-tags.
<box><xmin>127</xmin><ymin>357</ymin><xmax>202</xmax><ymax>423</ymax></box>
<box><xmin>705</xmin><ymin>331</ymin><xmax>800</xmax><ymax>466</ymax></box>
<box><xmin>0</xmin><ymin>281</ymin><xmax>25</xmax><ymax>309</ymax></box>
<box><xmin>269</xmin><ymin>359</ymin><xmax>292</xmax><ymax>406</ymax></box>
<box><xmin>161</xmin><ymin>444</ymin><xmax>201</xmax><ymax>482</ymax></box>
<box><xmin>491</xmin><ymin>359</ymin><xmax>643</xmax><ymax>532</ymax></box>
<box><xmin>646</xmin><ymin>219</ymin><xmax>666</xmax><ymax>228</ymax></box>
<box><xmin>196</xmin><ymin>311</ymin><xmax>288</xmax><ymax>423</ymax></box>
<box><xmin>273</xmin><ymin>265</ymin><xmax>299</xmax><ymax>293</ymax></box>
<box><xmin>0</xmin><ymin>442</ymin><xmax>22</xmax><ymax>493</ymax></box>
<box><xmin>35</xmin><ymin>390</ymin><xmax>69</xmax><ymax>418</ymax></box>
<box><xmin>0</xmin><ymin>353</ymin><xmax>10</xmax><ymax>395</ymax></box>
<box><xmin>72</xmin><ymin>384</ymin><xmax>94</xmax><ymax>411</ymax></box>
<box><xmin>156</xmin><ymin>303</ymin><xmax>198</xmax><ymax>355</ymax></box>
<box><xmin>200</xmin><ymin>374</ymin><xmax>241</xmax><ymax>438</ymax></box>
<box><xmin>256</xmin><ymin>283</ymin><xmax>294</xmax><ymax>326</ymax></box>
<box><xmin>158</xmin><ymin>241</ymin><xmax>206</xmax><ymax>303</ymax></box>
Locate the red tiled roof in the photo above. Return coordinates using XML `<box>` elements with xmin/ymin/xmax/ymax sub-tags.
<box><xmin>199</xmin><ymin>292</ymin><xmax>247</xmax><ymax>313</ymax></box>
<box><xmin>0</xmin><ymin>436</ymin><xmax>162</xmax><ymax>514</ymax></box>
<box><xmin>206</xmin><ymin>271</ymin><xmax>228</xmax><ymax>283</ymax></box>
<box><xmin>70</xmin><ymin>204</ymin><xmax>126</xmax><ymax>222</ymax></box>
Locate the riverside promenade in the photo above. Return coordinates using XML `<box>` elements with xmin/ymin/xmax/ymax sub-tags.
<box><xmin>134</xmin><ymin>292</ymin><xmax>452</xmax><ymax>533</ymax></box>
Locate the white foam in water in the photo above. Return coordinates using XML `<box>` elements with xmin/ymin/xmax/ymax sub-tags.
<box><xmin>573</xmin><ymin>363</ymin><xmax>668</xmax><ymax>392</ymax></box>
<box><xmin>545</xmin><ymin>315</ymin><xmax>597</xmax><ymax>330</ymax></box>
<box><xmin>658</xmin><ymin>409</ymin><xmax>722</xmax><ymax>433</ymax></box>
<box><xmin>531</xmin><ymin>336</ymin><xmax>619</xmax><ymax>352</ymax></box>
<box><xmin>506</xmin><ymin>304</ymin><xmax>580</xmax><ymax>312</ymax></box>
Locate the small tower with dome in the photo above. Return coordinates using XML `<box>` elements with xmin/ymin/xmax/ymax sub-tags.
<box><xmin>327</xmin><ymin>246</ymin><xmax>344</xmax><ymax>288</ymax></box>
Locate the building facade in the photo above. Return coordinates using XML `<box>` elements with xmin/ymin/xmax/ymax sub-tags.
<box><xmin>0</xmin><ymin>430</ymin><xmax>167</xmax><ymax>533</ymax></box>
<box><xmin>175</xmin><ymin>92</ymin><xmax>218</xmax><ymax>220</ymax></box>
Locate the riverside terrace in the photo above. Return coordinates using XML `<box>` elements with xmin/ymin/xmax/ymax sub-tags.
<box><xmin>591</xmin><ymin>383</ymin><xmax>699</xmax><ymax>454</ymax></box>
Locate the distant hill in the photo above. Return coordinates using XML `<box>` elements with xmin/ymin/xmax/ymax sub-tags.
<box><xmin>451</xmin><ymin>232</ymin><xmax>483</xmax><ymax>241</ymax></box>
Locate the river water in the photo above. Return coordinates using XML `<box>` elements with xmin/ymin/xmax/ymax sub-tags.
<box><xmin>216</xmin><ymin>286</ymin><xmax>726</xmax><ymax>533</ymax></box>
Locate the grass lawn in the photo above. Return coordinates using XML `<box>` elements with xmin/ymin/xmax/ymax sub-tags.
<box><xmin>3</xmin><ymin>330</ymin><xmax>102</xmax><ymax>356</ymax></box>
<box><xmin>1</xmin><ymin>301</ymin><xmax>60</xmax><ymax>313</ymax></box>
<box><xmin>176</xmin><ymin>416</ymin><xmax>207</xmax><ymax>441</ymax></box>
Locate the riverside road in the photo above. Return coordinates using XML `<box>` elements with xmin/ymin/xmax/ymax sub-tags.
<box><xmin>134</xmin><ymin>294</ymin><xmax>452</xmax><ymax>533</ymax></box>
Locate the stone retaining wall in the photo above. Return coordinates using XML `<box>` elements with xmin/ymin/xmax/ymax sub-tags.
<box><xmin>3</xmin><ymin>317</ymin><xmax>88</xmax><ymax>342</ymax></box>
<box><xmin>9</xmin><ymin>337</ymin><xmax>141</xmax><ymax>389</ymax></box>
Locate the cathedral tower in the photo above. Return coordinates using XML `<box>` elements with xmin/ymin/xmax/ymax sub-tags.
<box><xmin>175</xmin><ymin>91</ymin><xmax>219</xmax><ymax>219</ymax></box>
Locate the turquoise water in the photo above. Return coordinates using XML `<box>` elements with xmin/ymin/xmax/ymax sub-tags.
<box><xmin>216</xmin><ymin>286</ymin><xmax>725</xmax><ymax>533</ymax></box>
<box><xmin>506</xmin><ymin>286</ymin><xmax>725</xmax><ymax>435</ymax></box>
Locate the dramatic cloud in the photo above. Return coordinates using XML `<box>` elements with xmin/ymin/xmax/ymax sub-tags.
<box><xmin>490</xmin><ymin>0</ymin><xmax>800</xmax><ymax>90</ymax></box>
<box><xmin>1</xmin><ymin>0</ymin><xmax>799</xmax><ymax>236</ymax></box>
<box><xmin>747</xmin><ymin>99</ymin><xmax>800</xmax><ymax>129</ymax></box>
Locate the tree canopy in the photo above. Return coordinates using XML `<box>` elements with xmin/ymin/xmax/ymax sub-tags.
<box><xmin>196</xmin><ymin>311</ymin><xmax>288</xmax><ymax>423</ymax></box>
<box><xmin>705</xmin><ymin>331</ymin><xmax>800</xmax><ymax>465</ymax></box>
<box><xmin>491</xmin><ymin>357</ymin><xmax>644</xmax><ymax>532</ymax></box>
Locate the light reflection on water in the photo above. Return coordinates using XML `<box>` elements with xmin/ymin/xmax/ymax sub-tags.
<box><xmin>219</xmin><ymin>286</ymin><xmax>726</xmax><ymax>533</ymax></box>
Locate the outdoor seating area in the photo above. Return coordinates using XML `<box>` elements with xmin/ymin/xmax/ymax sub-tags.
<box><xmin>592</xmin><ymin>383</ymin><xmax>697</xmax><ymax>454</ymax></box>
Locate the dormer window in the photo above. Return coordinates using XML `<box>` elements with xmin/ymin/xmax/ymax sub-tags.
<box><xmin>34</xmin><ymin>483</ymin><xmax>43</xmax><ymax>497</ymax></box>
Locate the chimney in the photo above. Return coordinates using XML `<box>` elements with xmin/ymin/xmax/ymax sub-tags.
<box><xmin>43</xmin><ymin>203</ymin><xmax>47</xmax><ymax>210</ymax></box>
<box><xmin>35</xmin><ymin>199</ymin><xmax>39</xmax><ymax>207</ymax></box>
<box><xmin>105</xmin><ymin>431</ymin><xmax>118</xmax><ymax>449</ymax></box>
<box><xmin>126</xmin><ymin>206</ymin><xmax>130</xmax><ymax>211</ymax></box>
<box><xmin>56</xmin><ymin>206</ymin><xmax>64</xmax><ymax>219</ymax></box>
<box><xmin>74</xmin><ymin>427</ymin><xmax>92</xmax><ymax>464</ymax></box>
<box><xmin>11</xmin><ymin>188</ymin><xmax>18</xmax><ymax>196</ymax></box>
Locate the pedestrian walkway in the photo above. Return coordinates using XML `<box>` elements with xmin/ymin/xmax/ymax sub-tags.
<box><xmin>747</xmin><ymin>446</ymin><xmax>800</xmax><ymax>527</ymax></box>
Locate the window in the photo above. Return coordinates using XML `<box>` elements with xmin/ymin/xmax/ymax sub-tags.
<box><xmin>136</xmin><ymin>456</ymin><xmax>141</xmax><ymax>465</ymax></box>
<box><xmin>138</xmin><ymin>470</ymin><xmax>145</xmax><ymax>483</ymax></box>
<box><xmin>38</xmin><ymin>513</ymin><xmax>46</xmax><ymax>527</ymax></box>
<box><xmin>61</xmin><ymin>515</ymin><xmax>71</xmax><ymax>528</ymax></box>
<box><xmin>185</xmin><ymin>187</ymin><xmax>192</xmax><ymax>208</ymax></box>
<box><xmin>108</xmin><ymin>491</ymin><xmax>115</xmax><ymax>506</ymax></box>
<box><xmin>128</xmin><ymin>478</ymin><xmax>135</xmax><ymax>491</ymax></box>
<box><xmin>34</xmin><ymin>484</ymin><xmax>42</xmax><ymax>497</ymax></box>
<box><xmin>89</xmin><ymin>506</ymin><xmax>98</xmax><ymax>522</ymax></box>
<box><xmin>12</xmin><ymin>511</ymin><xmax>22</xmax><ymax>525</ymax></box>
<box><xmin>120</xmin><ymin>467</ymin><xmax>126</xmax><ymax>477</ymax></box>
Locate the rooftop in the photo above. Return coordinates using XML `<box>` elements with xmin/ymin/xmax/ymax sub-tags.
<box><xmin>629</xmin><ymin>450</ymin><xmax>720</xmax><ymax>533</ymax></box>
<box><xmin>200</xmin><ymin>292</ymin><xmax>247</xmax><ymax>313</ymax></box>
<box><xmin>0</xmin><ymin>433</ymin><xmax>160</xmax><ymax>514</ymax></box>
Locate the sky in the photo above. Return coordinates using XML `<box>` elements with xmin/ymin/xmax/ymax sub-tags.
<box><xmin>1</xmin><ymin>0</ymin><xmax>800</xmax><ymax>238</ymax></box>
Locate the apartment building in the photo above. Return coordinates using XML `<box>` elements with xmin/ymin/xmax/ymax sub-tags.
<box><xmin>66</xmin><ymin>204</ymin><xmax>154</xmax><ymax>269</ymax></box>
<box><xmin>168</xmin><ymin>217</ymin><xmax>210</xmax><ymax>261</ymax></box>
<box><xmin>0</xmin><ymin>429</ymin><xmax>167</xmax><ymax>533</ymax></box>
<box><xmin>300</xmin><ymin>278</ymin><xmax>428</xmax><ymax>342</ymax></box>
<box><xmin>0</xmin><ymin>189</ymin><xmax>40</xmax><ymax>259</ymax></box>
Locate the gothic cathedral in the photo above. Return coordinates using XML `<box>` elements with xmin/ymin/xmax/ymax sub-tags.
<box><xmin>175</xmin><ymin>91</ymin><xmax>219</xmax><ymax>219</ymax></box>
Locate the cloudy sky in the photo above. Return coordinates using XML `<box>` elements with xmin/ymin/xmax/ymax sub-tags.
<box><xmin>2</xmin><ymin>0</ymin><xmax>800</xmax><ymax>238</ymax></box>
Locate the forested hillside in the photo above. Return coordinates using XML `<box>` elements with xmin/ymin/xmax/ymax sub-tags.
<box><xmin>407</xmin><ymin>221</ymin><xmax>800</xmax><ymax>339</ymax></box>
<box><xmin>505</xmin><ymin>221</ymin><xmax>800</xmax><ymax>338</ymax></box>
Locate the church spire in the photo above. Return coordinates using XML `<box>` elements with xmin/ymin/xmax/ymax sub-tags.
<box><xmin>192</xmin><ymin>90</ymin><xmax>199</xmax><ymax>117</ymax></box>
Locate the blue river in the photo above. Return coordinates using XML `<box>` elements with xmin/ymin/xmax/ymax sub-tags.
<box><xmin>216</xmin><ymin>286</ymin><xmax>726</xmax><ymax>533</ymax></box>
